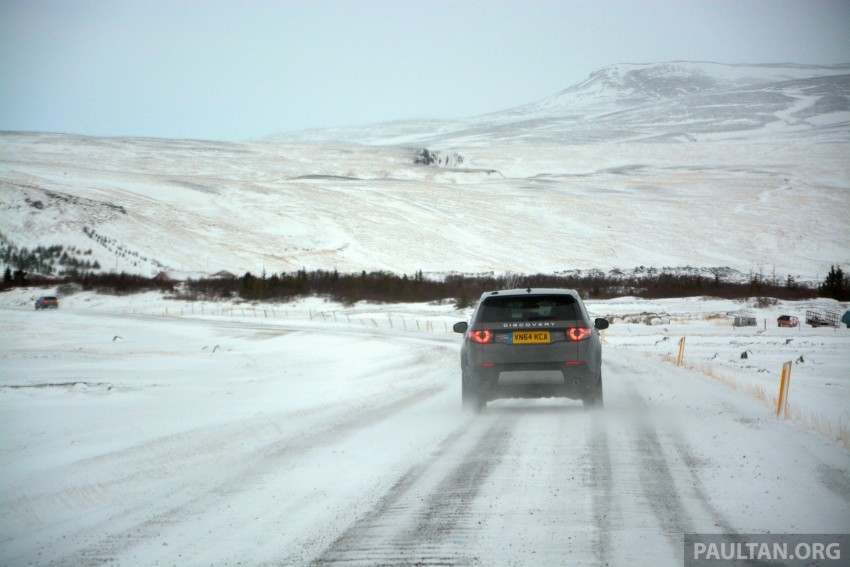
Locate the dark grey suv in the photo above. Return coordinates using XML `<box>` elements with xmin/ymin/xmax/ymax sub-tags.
<box><xmin>453</xmin><ymin>288</ymin><xmax>609</xmax><ymax>411</ymax></box>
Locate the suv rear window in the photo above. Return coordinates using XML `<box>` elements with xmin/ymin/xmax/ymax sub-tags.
<box><xmin>479</xmin><ymin>295</ymin><xmax>578</xmax><ymax>323</ymax></box>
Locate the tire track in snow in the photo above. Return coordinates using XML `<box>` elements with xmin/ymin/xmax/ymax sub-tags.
<box><xmin>670</xmin><ymin>438</ymin><xmax>778</xmax><ymax>567</ymax></box>
<box><xmin>613</xmin><ymin>355</ymin><xmax>741</xmax><ymax>551</ymax></box>
<box><xmin>585</xmin><ymin>411</ymin><xmax>615</xmax><ymax>566</ymax></box>
<box><xmin>608</xmin><ymin>352</ymin><xmax>774</xmax><ymax>566</ymax></box>
<box><xmin>610</xmin><ymin>367</ymin><xmax>694</xmax><ymax>555</ymax></box>
<box><xmin>308</xmin><ymin>415</ymin><xmax>516</xmax><ymax>566</ymax></box>
<box><xmin>634</xmin><ymin>416</ymin><xmax>694</xmax><ymax>546</ymax></box>
<box><xmin>42</xmin><ymin>385</ymin><xmax>446</xmax><ymax>567</ymax></box>
<box><xmin>673</xmin><ymin>438</ymin><xmax>738</xmax><ymax>535</ymax></box>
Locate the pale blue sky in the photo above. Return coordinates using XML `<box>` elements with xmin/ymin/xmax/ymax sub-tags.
<box><xmin>1</xmin><ymin>0</ymin><xmax>848</xmax><ymax>141</ymax></box>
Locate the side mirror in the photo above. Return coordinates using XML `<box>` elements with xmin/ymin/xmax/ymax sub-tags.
<box><xmin>594</xmin><ymin>318</ymin><xmax>609</xmax><ymax>330</ymax></box>
<box><xmin>453</xmin><ymin>321</ymin><xmax>468</xmax><ymax>333</ymax></box>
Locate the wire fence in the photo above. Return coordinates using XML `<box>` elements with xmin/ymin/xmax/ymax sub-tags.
<box><xmin>150</xmin><ymin>304</ymin><xmax>458</xmax><ymax>334</ymax></box>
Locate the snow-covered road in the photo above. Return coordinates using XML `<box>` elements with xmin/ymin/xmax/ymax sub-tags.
<box><xmin>2</xmin><ymin>305</ymin><xmax>848</xmax><ymax>566</ymax></box>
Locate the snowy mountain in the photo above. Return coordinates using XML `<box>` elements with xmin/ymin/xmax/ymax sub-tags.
<box><xmin>1</xmin><ymin>62</ymin><xmax>848</xmax><ymax>282</ymax></box>
<box><xmin>273</xmin><ymin>62</ymin><xmax>850</xmax><ymax>145</ymax></box>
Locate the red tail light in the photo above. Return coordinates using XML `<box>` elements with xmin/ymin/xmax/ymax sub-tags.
<box><xmin>468</xmin><ymin>330</ymin><xmax>493</xmax><ymax>344</ymax></box>
<box><xmin>568</xmin><ymin>327</ymin><xmax>592</xmax><ymax>341</ymax></box>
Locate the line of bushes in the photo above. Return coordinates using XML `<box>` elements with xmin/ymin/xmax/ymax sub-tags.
<box><xmin>209</xmin><ymin>269</ymin><xmax>830</xmax><ymax>306</ymax></box>
<box><xmin>4</xmin><ymin>265</ymin><xmax>848</xmax><ymax>305</ymax></box>
<box><xmin>2</xmin><ymin>269</ymin><xmax>174</xmax><ymax>295</ymax></box>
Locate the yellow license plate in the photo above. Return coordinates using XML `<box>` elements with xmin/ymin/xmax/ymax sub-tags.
<box><xmin>512</xmin><ymin>331</ymin><xmax>550</xmax><ymax>344</ymax></box>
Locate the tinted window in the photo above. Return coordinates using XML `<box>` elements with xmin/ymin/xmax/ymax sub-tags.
<box><xmin>479</xmin><ymin>295</ymin><xmax>578</xmax><ymax>323</ymax></box>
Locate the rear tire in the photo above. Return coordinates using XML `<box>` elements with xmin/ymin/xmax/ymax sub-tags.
<box><xmin>462</xmin><ymin>365</ymin><xmax>486</xmax><ymax>413</ymax></box>
<box><xmin>583</xmin><ymin>372</ymin><xmax>604</xmax><ymax>409</ymax></box>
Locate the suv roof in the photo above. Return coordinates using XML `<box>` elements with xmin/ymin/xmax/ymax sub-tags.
<box><xmin>478</xmin><ymin>288</ymin><xmax>580</xmax><ymax>298</ymax></box>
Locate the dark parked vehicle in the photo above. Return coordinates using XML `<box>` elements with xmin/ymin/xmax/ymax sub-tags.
<box><xmin>453</xmin><ymin>288</ymin><xmax>609</xmax><ymax>411</ymax></box>
<box><xmin>34</xmin><ymin>296</ymin><xmax>59</xmax><ymax>310</ymax></box>
<box><xmin>776</xmin><ymin>315</ymin><xmax>799</xmax><ymax>327</ymax></box>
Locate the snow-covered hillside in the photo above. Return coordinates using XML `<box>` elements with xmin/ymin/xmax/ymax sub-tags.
<box><xmin>272</xmin><ymin>62</ymin><xmax>850</xmax><ymax>145</ymax></box>
<box><xmin>1</xmin><ymin>61</ymin><xmax>848</xmax><ymax>281</ymax></box>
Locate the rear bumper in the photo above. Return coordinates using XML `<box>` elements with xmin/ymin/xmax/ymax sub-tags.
<box><xmin>462</xmin><ymin>336</ymin><xmax>602</xmax><ymax>402</ymax></box>
<box><xmin>474</xmin><ymin>362</ymin><xmax>599</xmax><ymax>401</ymax></box>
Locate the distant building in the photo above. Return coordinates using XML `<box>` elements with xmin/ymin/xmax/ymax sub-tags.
<box><xmin>153</xmin><ymin>271</ymin><xmax>203</xmax><ymax>283</ymax></box>
<box><xmin>211</xmin><ymin>270</ymin><xmax>237</xmax><ymax>279</ymax></box>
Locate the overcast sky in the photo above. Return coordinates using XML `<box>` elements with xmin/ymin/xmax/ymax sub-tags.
<box><xmin>1</xmin><ymin>0</ymin><xmax>848</xmax><ymax>141</ymax></box>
